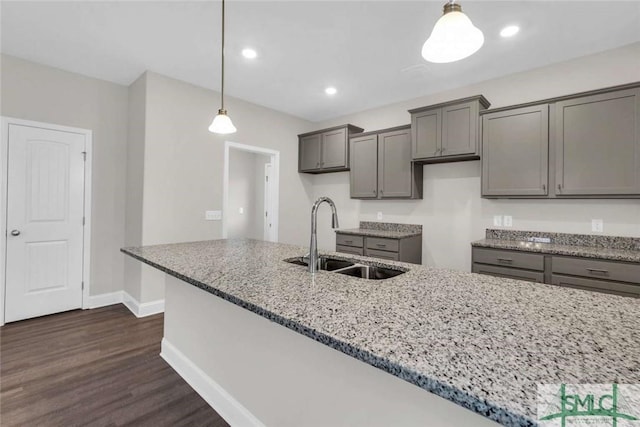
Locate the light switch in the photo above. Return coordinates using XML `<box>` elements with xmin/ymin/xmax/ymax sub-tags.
<box><xmin>493</xmin><ymin>215</ymin><xmax>502</xmax><ymax>227</ymax></box>
<box><xmin>377</xmin><ymin>212</ymin><xmax>383</xmax><ymax>220</ymax></box>
<box><xmin>205</xmin><ymin>210</ymin><xmax>222</xmax><ymax>221</ymax></box>
<box><xmin>503</xmin><ymin>215</ymin><xmax>513</xmax><ymax>227</ymax></box>
<box><xmin>592</xmin><ymin>219</ymin><xmax>604</xmax><ymax>232</ymax></box>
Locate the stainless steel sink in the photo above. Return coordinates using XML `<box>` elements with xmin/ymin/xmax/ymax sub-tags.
<box><xmin>285</xmin><ymin>256</ymin><xmax>354</xmax><ymax>271</ymax></box>
<box><xmin>331</xmin><ymin>265</ymin><xmax>405</xmax><ymax>280</ymax></box>
<box><xmin>284</xmin><ymin>256</ymin><xmax>406</xmax><ymax>280</ymax></box>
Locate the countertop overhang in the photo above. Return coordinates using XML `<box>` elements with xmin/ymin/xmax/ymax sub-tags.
<box><xmin>122</xmin><ymin>239</ymin><xmax>640</xmax><ymax>427</ymax></box>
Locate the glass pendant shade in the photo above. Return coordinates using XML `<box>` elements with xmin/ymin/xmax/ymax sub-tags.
<box><xmin>209</xmin><ymin>109</ymin><xmax>237</xmax><ymax>134</ymax></box>
<box><xmin>422</xmin><ymin>7</ymin><xmax>484</xmax><ymax>64</ymax></box>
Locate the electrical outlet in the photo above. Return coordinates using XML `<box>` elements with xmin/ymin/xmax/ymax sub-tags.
<box><xmin>205</xmin><ymin>210</ymin><xmax>222</xmax><ymax>221</ymax></box>
<box><xmin>503</xmin><ymin>215</ymin><xmax>513</xmax><ymax>227</ymax></box>
<box><xmin>493</xmin><ymin>215</ymin><xmax>502</xmax><ymax>227</ymax></box>
<box><xmin>377</xmin><ymin>212</ymin><xmax>383</xmax><ymax>220</ymax></box>
<box><xmin>239</xmin><ymin>207</ymin><xmax>244</xmax><ymax>214</ymax></box>
<box><xmin>592</xmin><ymin>219</ymin><xmax>604</xmax><ymax>233</ymax></box>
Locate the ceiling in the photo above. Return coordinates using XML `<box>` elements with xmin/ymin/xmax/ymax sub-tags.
<box><xmin>2</xmin><ymin>1</ymin><xmax>639</xmax><ymax>122</ymax></box>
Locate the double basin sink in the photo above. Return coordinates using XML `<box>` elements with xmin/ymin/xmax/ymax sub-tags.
<box><xmin>285</xmin><ymin>255</ymin><xmax>406</xmax><ymax>280</ymax></box>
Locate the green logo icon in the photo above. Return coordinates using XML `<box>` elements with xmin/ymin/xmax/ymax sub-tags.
<box><xmin>539</xmin><ymin>384</ymin><xmax>639</xmax><ymax>427</ymax></box>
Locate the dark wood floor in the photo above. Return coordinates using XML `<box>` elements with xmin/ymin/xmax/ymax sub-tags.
<box><xmin>0</xmin><ymin>304</ymin><xmax>229</xmax><ymax>427</ymax></box>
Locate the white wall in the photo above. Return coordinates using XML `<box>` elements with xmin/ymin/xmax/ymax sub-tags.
<box><xmin>228</xmin><ymin>150</ymin><xmax>255</xmax><ymax>239</ymax></box>
<box><xmin>0</xmin><ymin>54</ymin><xmax>129</xmax><ymax>296</ymax></box>
<box><xmin>127</xmin><ymin>71</ymin><xmax>314</xmax><ymax>302</ymax></box>
<box><xmin>309</xmin><ymin>43</ymin><xmax>640</xmax><ymax>271</ymax></box>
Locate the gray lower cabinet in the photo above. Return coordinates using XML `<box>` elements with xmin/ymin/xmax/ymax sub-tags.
<box><xmin>336</xmin><ymin>233</ymin><xmax>422</xmax><ymax>264</ymax></box>
<box><xmin>555</xmin><ymin>87</ymin><xmax>640</xmax><ymax>196</ymax></box>
<box><xmin>481</xmin><ymin>104</ymin><xmax>549</xmax><ymax>196</ymax></box>
<box><xmin>410</xmin><ymin>96</ymin><xmax>490</xmax><ymax>164</ymax></box>
<box><xmin>472</xmin><ymin>247</ymin><xmax>640</xmax><ymax>297</ymax></box>
<box><xmin>471</xmin><ymin>247</ymin><xmax>545</xmax><ymax>283</ymax></box>
<box><xmin>299</xmin><ymin>124</ymin><xmax>364</xmax><ymax>173</ymax></box>
<box><xmin>350</xmin><ymin>126</ymin><xmax>422</xmax><ymax>200</ymax></box>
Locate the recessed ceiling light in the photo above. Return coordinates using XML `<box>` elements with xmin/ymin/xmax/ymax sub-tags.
<box><xmin>325</xmin><ymin>87</ymin><xmax>337</xmax><ymax>95</ymax></box>
<box><xmin>242</xmin><ymin>48</ymin><xmax>257</xmax><ymax>59</ymax></box>
<box><xmin>500</xmin><ymin>25</ymin><xmax>520</xmax><ymax>38</ymax></box>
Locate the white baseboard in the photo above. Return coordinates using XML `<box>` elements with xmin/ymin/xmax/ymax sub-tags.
<box><xmin>160</xmin><ymin>338</ymin><xmax>264</xmax><ymax>427</ymax></box>
<box><xmin>122</xmin><ymin>291</ymin><xmax>164</xmax><ymax>318</ymax></box>
<box><xmin>87</xmin><ymin>291</ymin><xmax>124</xmax><ymax>309</ymax></box>
<box><xmin>85</xmin><ymin>291</ymin><xmax>164</xmax><ymax>318</ymax></box>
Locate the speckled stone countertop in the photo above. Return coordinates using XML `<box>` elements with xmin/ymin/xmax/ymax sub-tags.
<box><xmin>122</xmin><ymin>239</ymin><xmax>640</xmax><ymax>427</ymax></box>
<box><xmin>337</xmin><ymin>221</ymin><xmax>422</xmax><ymax>238</ymax></box>
<box><xmin>473</xmin><ymin>229</ymin><xmax>640</xmax><ymax>263</ymax></box>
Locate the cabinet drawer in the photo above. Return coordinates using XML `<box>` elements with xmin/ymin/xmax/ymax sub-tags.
<box><xmin>364</xmin><ymin>248</ymin><xmax>399</xmax><ymax>261</ymax></box>
<box><xmin>551</xmin><ymin>274</ymin><xmax>640</xmax><ymax>298</ymax></box>
<box><xmin>336</xmin><ymin>245</ymin><xmax>364</xmax><ymax>256</ymax></box>
<box><xmin>552</xmin><ymin>256</ymin><xmax>640</xmax><ymax>284</ymax></box>
<box><xmin>336</xmin><ymin>234</ymin><xmax>364</xmax><ymax>248</ymax></box>
<box><xmin>366</xmin><ymin>237</ymin><xmax>399</xmax><ymax>252</ymax></box>
<box><xmin>472</xmin><ymin>264</ymin><xmax>544</xmax><ymax>283</ymax></box>
<box><xmin>473</xmin><ymin>248</ymin><xmax>544</xmax><ymax>271</ymax></box>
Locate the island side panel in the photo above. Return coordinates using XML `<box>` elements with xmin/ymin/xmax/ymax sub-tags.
<box><xmin>161</xmin><ymin>274</ymin><xmax>500</xmax><ymax>427</ymax></box>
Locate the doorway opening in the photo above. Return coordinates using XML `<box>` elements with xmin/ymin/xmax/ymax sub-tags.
<box><xmin>222</xmin><ymin>142</ymin><xmax>279</xmax><ymax>242</ymax></box>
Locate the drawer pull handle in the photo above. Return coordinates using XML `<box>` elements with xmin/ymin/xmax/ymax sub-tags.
<box><xmin>497</xmin><ymin>258</ymin><xmax>513</xmax><ymax>264</ymax></box>
<box><xmin>376</xmin><ymin>244</ymin><xmax>387</xmax><ymax>248</ymax></box>
<box><xmin>344</xmin><ymin>240</ymin><xmax>353</xmax><ymax>244</ymax></box>
<box><xmin>586</xmin><ymin>268</ymin><xmax>609</xmax><ymax>275</ymax></box>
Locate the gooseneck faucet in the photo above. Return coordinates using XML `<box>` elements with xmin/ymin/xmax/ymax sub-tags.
<box><xmin>308</xmin><ymin>197</ymin><xmax>339</xmax><ymax>273</ymax></box>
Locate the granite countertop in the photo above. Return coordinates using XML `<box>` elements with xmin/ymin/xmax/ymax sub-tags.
<box><xmin>122</xmin><ymin>239</ymin><xmax>640</xmax><ymax>427</ymax></box>
<box><xmin>336</xmin><ymin>221</ymin><xmax>422</xmax><ymax>239</ymax></box>
<box><xmin>472</xmin><ymin>229</ymin><xmax>640</xmax><ymax>263</ymax></box>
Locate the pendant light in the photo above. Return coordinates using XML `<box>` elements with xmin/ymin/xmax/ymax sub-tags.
<box><xmin>421</xmin><ymin>0</ymin><xmax>484</xmax><ymax>64</ymax></box>
<box><xmin>209</xmin><ymin>0</ymin><xmax>237</xmax><ymax>134</ymax></box>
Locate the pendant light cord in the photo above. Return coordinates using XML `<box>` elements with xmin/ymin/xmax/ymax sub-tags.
<box><xmin>220</xmin><ymin>0</ymin><xmax>225</xmax><ymax>111</ymax></box>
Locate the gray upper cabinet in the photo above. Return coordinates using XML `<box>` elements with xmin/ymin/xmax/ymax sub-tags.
<box><xmin>350</xmin><ymin>126</ymin><xmax>422</xmax><ymax>200</ymax></box>
<box><xmin>481</xmin><ymin>82</ymin><xmax>640</xmax><ymax>199</ymax></box>
<box><xmin>379</xmin><ymin>128</ymin><xmax>414</xmax><ymax>198</ymax></box>
<box><xmin>299</xmin><ymin>133</ymin><xmax>322</xmax><ymax>171</ymax></box>
<box><xmin>298</xmin><ymin>124</ymin><xmax>364</xmax><ymax>173</ymax></box>
<box><xmin>410</xmin><ymin>96</ymin><xmax>490</xmax><ymax>164</ymax></box>
<box><xmin>412</xmin><ymin>109</ymin><xmax>440</xmax><ymax>159</ymax></box>
<box><xmin>555</xmin><ymin>87</ymin><xmax>640</xmax><ymax>196</ymax></box>
<box><xmin>482</xmin><ymin>104</ymin><xmax>549</xmax><ymax>196</ymax></box>
<box><xmin>350</xmin><ymin>134</ymin><xmax>378</xmax><ymax>199</ymax></box>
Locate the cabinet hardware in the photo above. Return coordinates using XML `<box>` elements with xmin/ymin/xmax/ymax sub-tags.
<box><xmin>542</xmin><ymin>184</ymin><xmax>546</xmax><ymax>191</ymax></box>
<box><xmin>376</xmin><ymin>244</ymin><xmax>387</xmax><ymax>248</ymax></box>
<box><xmin>586</xmin><ymin>268</ymin><xmax>609</xmax><ymax>274</ymax></box>
<box><xmin>557</xmin><ymin>184</ymin><xmax>562</xmax><ymax>192</ymax></box>
<box><xmin>10</xmin><ymin>229</ymin><xmax>21</xmax><ymax>236</ymax></box>
<box><xmin>345</xmin><ymin>240</ymin><xmax>353</xmax><ymax>244</ymax></box>
<box><xmin>320</xmin><ymin>162</ymin><xmax>325</xmax><ymax>167</ymax></box>
<box><xmin>316</xmin><ymin>162</ymin><xmax>320</xmax><ymax>167</ymax></box>
<box><xmin>441</xmin><ymin>147</ymin><xmax>446</xmax><ymax>153</ymax></box>
<box><xmin>497</xmin><ymin>258</ymin><xmax>513</xmax><ymax>264</ymax></box>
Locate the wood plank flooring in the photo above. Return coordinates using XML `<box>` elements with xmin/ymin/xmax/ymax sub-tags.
<box><xmin>0</xmin><ymin>304</ymin><xmax>229</xmax><ymax>427</ymax></box>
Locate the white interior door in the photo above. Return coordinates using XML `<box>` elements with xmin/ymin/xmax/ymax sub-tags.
<box><xmin>5</xmin><ymin>124</ymin><xmax>86</xmax><ymax>322</ymax></box>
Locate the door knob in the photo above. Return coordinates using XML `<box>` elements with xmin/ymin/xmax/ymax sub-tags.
<box><xmin>10</xmin><ymin>230</ymin><xmax>20</xmax><ymax>236</ymax></box>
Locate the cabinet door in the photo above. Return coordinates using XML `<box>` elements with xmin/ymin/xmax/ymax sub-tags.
<box><xmin>321</xmin><ymin>128</ymin><xmax>348</xmax><ymax>169</ymax></box>
<box><xmin>411</xmin><ymin>108</ymin><xmax>441</xmax><ymax>160</ymax></box>
<box><xmin>482</xmin><ymin>105</ymin><xmax>549</xmax><ymax>196</ymax></box>
<box><xmin>350</xmin><ymin>134</ymin><xmax>378</xmax><ymax>199</ymax></box>
<box><xmin>379</xmin><ymin>129</ymin><xmax>412</xmax><ymax>198</ymax></box>
<box><xmin>555</xmin><ymin>88</ymin><xmax>640</xmax><ymax>195</ymax></box>
<box><xmin>299</xmin><ymin>134</ymin><xmax>322</xmax><ymax>172</ymax></box>
<box><xmin>441</xmin><ymin>100</ymin><xmax>478</xmax><ymax>157</ymax></box>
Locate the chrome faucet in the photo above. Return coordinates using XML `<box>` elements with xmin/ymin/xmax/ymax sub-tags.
<box><xmin>308</xmin><ymin>197</ymin><xmax>339</xmax><ymax>273</ymax></box>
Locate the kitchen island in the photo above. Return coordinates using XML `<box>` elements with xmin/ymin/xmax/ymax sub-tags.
<box><xmin>122</xmin><ymin>239</ymin><xmax>640</xmax><ymax>427</ymax></box>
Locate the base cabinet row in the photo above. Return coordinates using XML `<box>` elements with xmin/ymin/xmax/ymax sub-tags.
<box><xmin>337</xmin><ymin>233</ymin><xmax>422</xmax><ymax>264</ymax></box>
<box><xmin>472</xmin><ymin>247</ymin><xmax>640</xmax><ymax>298</ymax></box>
